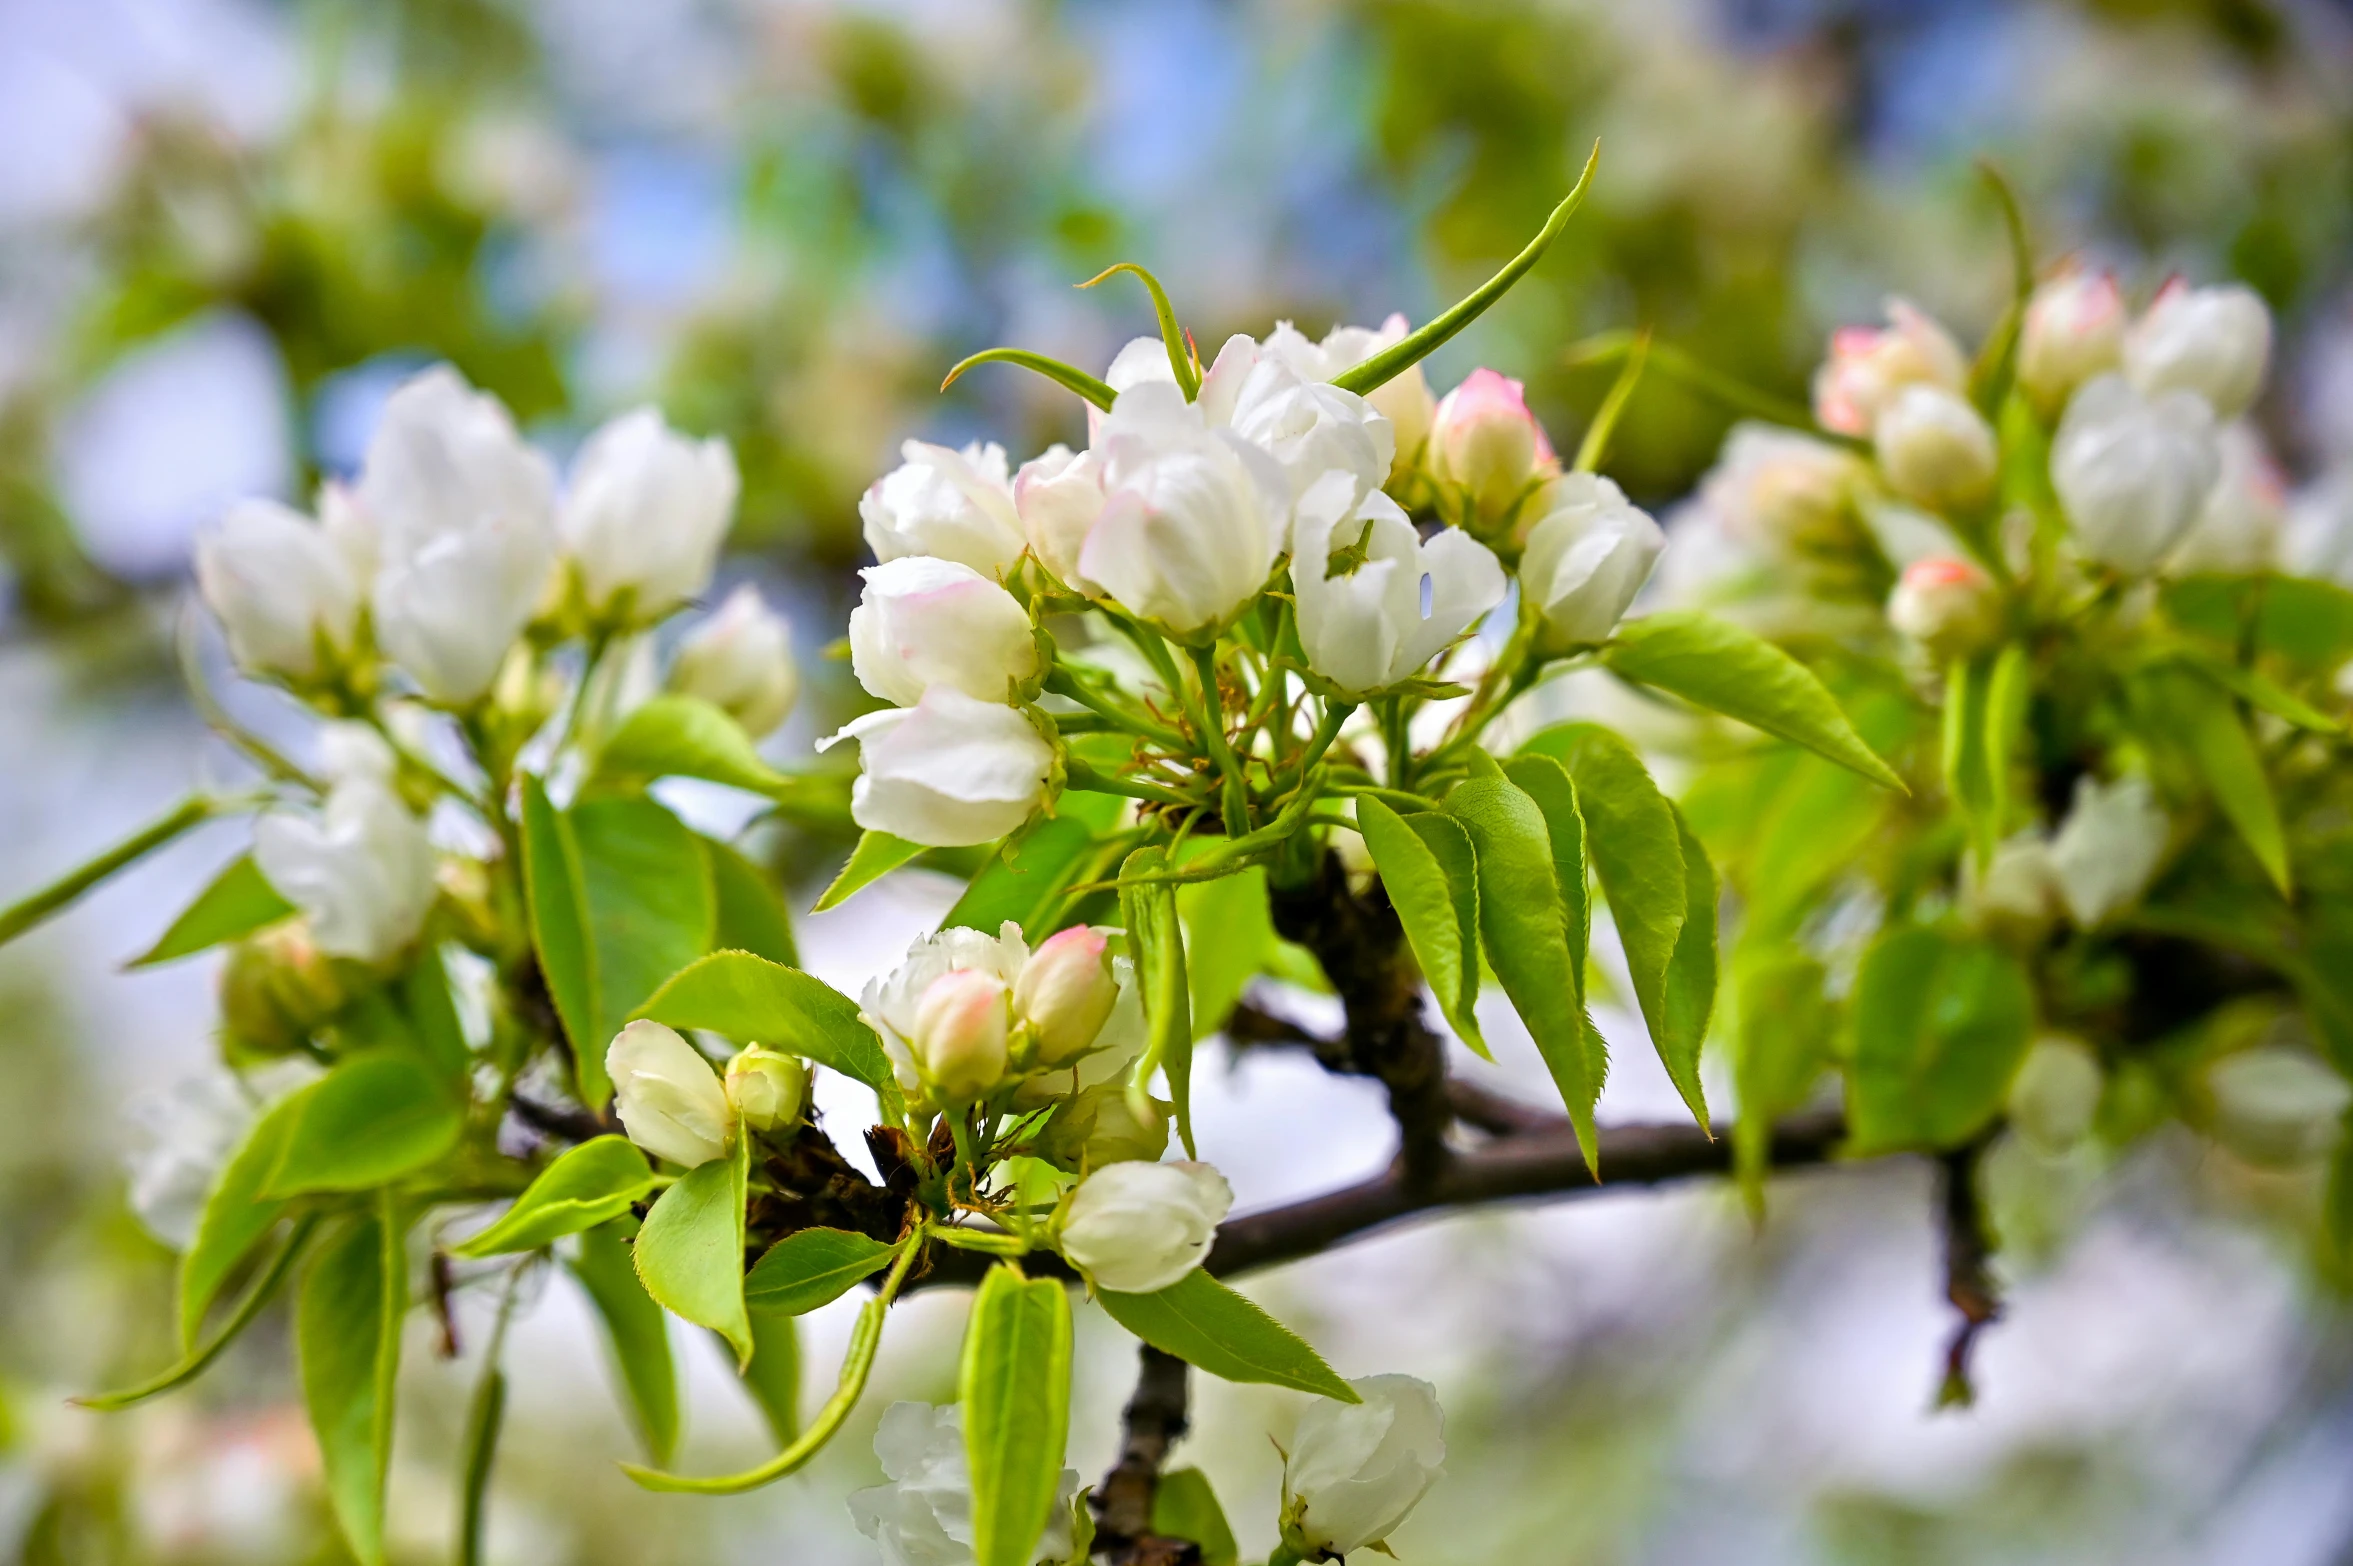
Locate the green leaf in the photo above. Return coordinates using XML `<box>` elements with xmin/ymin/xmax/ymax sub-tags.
<box><xmin>634</xmin><ymin>952</ymin><xmax>899</xmax><ymax>1107</ymax></box>
<box><xmin>569</xmin><ymin>1221</ymin><xmax>678</xmax><ymax>1466</ymax></box>
<box><xmin>1942</xmin><ymin>655</ymin><xmax>1994</xmax><ymax>866</ymax></box>
<box><xmin>1356</xmin><ymin>799</ymin><xmax>1486</xmax><ymax>1059</ymax></box>
<box><xmin>589</xmin><ymin>694</ymin><xmax>790</xmax><ymax>795</ymax></box>
<box><xmin>940</xmin><ymin>346</ymin><xmax>1117</xmax><ymax>411</ymax></box>
<box><xmin>1445</xmin><ymin>774</ymin><xmax>1604</xmax><ymax>1171</ymax></box>
<box><xmin>633</xmin><ymin>1134</ymin><xmax>752</xmax><ymax>1366</ymax></box>
<box><xmin>1984</xmin><ymin>642</ymin><xmax>2032</xmax><ymax>847</ymax></box>
<box><xmin>944</xmin><ymin>808</ymin><xmax>1115</xmax><ymax>940</ymax></box>
<box><xmin>743</xmin><ymin>1227</ymin><xmax>902</xmax><ymax>1315</ymax></box>
<box><xmin>1551</xmin><ymin>739</ymin><xmax>1693</xmax><ymax>1111</ymax></box>
<box><xmin>264</xmin><ymin>1051</ymin><xmax>462</xmax><ymax>1197</ymax></box>
<box><xmin>179</xmin><ymin>1086</ymin><xmax>306</xmax><ymax>1347</ymax></box>
<box><xmin>731</xmin><ymin>1312</ymin><xmax>801</xmax><ymax>1447</ymax></box>
<box><xmin>401</xmin><ymin>945</ymin><xmax>473</xmax><ymax>1085</ymax></box>
<box><xmin>1730</xmin><ymin>951</ymin><xmax>1832</xmax><ymax>1218</ymax></box>
<box><xmin>1330</xmin><ymin>141</ymin><xmax>1598</xmax><ymax>397</ymax></box>
<box><xmin>961</xmin><ymin>1263</ymin><xmax>1075</xmax><ymax>1566</ymax></box>
<box><xmin>1604</xmin><ymin>612</ymin><xmax>1904</xmax><ymax>790</ymax></box>
<box><xmin>2175</xmin><ymin>649</ymin><xmax>2339</xmax><ymax>733</ymax></box>
<box><xmin>521</xmin><ymin>775</ymin><xmax>603</xmax><ymax>1105</ymax></box>
<box><xmin>1095</xmin><ymin>1270</ymin><xmax>1357</xmax><ymax>1401</ymax></box>
<box><xmin>127</xmin><ymin>854</ymin><xmax>293</xmax><ymax>967</ymax></box>
<box><xmin>1847</xmin><ymin>927</ymin><xmax>2035</xmax><ymax>1154</ymax></box>
<box><xmin>83</xmin><ymin>1216</ymin><xmax>316</xmax><ymax>1409</ymax></box>
<box><xmin>704</xmin><ymin>836</ymin><xmax>799</xmax><ymax>966</ymax></box>
<box><xmin>1121</xmin><ymin>848</ymin><xmax>1194</xmax><ymax>1157</ymax></box>
<box><xmin>297</xmin><ymin>1201</ymin><xmax>406</xmax><ymax>1566</ymax></box>
<box><xmin>1152</xmin><ymin>1469</ymin><xmax>1239</xmax><ymax>1566</ymax></box>
<box><xmin>815</xmin><ymin>830</ymin><xmax>924</xmax><ymax>912</ymax></box>
<box><xmin>1660</xmin><ymin>807</ymin><xmax>1718</xmax><ymax>1126</ymax></box>
<box><xmin>572</xmin><ymin>795</ymin><xmax>718</xmax><ymax>1051</ymax></box>
<box><xmin>454</xmin><ymin>1138</ymin><xmax>656</xmax><ymax>1258</ymax></box>
<box><xmin>0</xmin><ymin>793</ymin><xmax>217</xmax><ymax>950</ymax></box>
<box><xmin>2155</xmin><ymin>667</ymin><xmax>2292</xmax><ymax>895</ymax></box>
<box><xmin>1502</xmin><ymin>747</ymin><xmax>1592</xmax><ymax>971</ymax></box>
<box><xmin>1179</xmin><ymin>864</ymin><xmax>1273</xmax><ymax>1041</ymax></box>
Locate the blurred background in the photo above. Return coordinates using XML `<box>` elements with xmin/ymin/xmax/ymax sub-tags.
<box><xmin>6</xmin><ymin>0</ymin><xmax>2353</xmax><ymax>1561</ymax></box>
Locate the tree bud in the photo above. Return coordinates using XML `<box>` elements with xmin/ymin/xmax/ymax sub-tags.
<box><xmin>848</xmin><ymin>556</ymin><xmax>1040</xmax><ymax>708</ymax></box>
<box><xmin>911</xmin><ymin>968</ymin><xmax>1011</xmax><ymax>1102</ymax></box>
<box><xmin>606</xmin><ymin>1020</ymin><xmax>735</xmax><ymax>1168</ymax></box>
<box><xmin>2007</xmin><ymin>1037</ymin><xmax>2104</xmax><ymax>1155</ymax></box>
<box><xmin>2051</xmin><ymin>374</ymin><xmax>2220</xmax><ymax>575</ymax></box>
<box><xmin>2047</xmin><ymin>773</ymin><xmax>2169</xmax><ymax>928</ymax></box>
<box><xmin>1013</xmin><ymin>926</ymin><xmax>1123</xmax><ymax>1065</ymax></box>
<box><xmin>1886</xmin><ymin>556</ymin><xmax>2001</xmax><ymax>660</ymax></box>
<box><xmin>1873</xmin><ymin>385</ymin><xmax>1997</xmax><ymax>513</ymax></box>
<box><xmin>218</xmin><ymin>921</ymin><xmax>348</xmax><ymax>1056</ymax></box>
<box><xmin>2124</xmin><ymin>279</ymin><xmax>2272</xmax><ymax>421</ymax></box>
<box><xmin>724</xmin><ymin>1046</ymin><xmax>808</xmax><ymax>1133</ymax></box>
<box><xmin>1812</xmin><ymin>300</ymin><xmax>1967</xmax><ymax>437</ymax></box>
<box><xmin>1056</xmin><ymin>1158</ymin><xmax>1232</xmax><ymax>1293</ymax></box>
<box><xmin>2018</xmin><ymin>267</ymin><xmax>2125</xmax><ymax>415</ymax></box>
<box><xmin>1517</xmin><ymin>473</ymin><xmax>1665</xmax><ymax>646</ymax></box>
<box><xmin>1281</xmin><ymin>1374</ymin><xmax>1447</xmax><ymax>1559</ymax></box>
<box><xmin>669</xmin><ymin>584</ymin><xmax>799</xmax><ymax>737</ymax></box>
<box><xmin>195</xmin><ymin>492</ymin><xmax>371</xmax><ymax>685</ymax></box>
<box><xmin>1428</xmin><ymin>368</ymin><xmax>1552</xmax><ymax>529</ymax></box>
<box><xmin>2201</xmin><ymin>1048</ymin><xmax>2351</xmax><ymax>1168</ymax></box>
<box><xmin>559</xmin><ymin>406</ymin><xmax>738</xmax><ymax>621</ymax></box>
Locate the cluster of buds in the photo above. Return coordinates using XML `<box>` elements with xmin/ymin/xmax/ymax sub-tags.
<box><xmin>606</xmin><ymin>1019</ymin><xmax>809</xmax><ymax>1169</ymax></box>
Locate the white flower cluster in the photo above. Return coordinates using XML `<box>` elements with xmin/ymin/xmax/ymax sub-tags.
<box><xmin>828</xmin><ymin>325</ymin><xmax>1667</xmax><ymax>847</ymax></box>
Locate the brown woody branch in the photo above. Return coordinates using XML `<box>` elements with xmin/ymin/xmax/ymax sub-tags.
<box><xmin>1092</xmin><ymin>1347</ymin><xmax>1199</xmax><ymax>1566</ymax></box>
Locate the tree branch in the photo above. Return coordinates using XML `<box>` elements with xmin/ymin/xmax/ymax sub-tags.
<box><xmin>1092</xmin><ymin>1346</ymin><xmax>1198</xmax><ymax>1566</ymax></box>
<box><xmin>1934</xmin><ymin>1138</ymin><xmax>2001</xmax><ymax>1409</ymax></box>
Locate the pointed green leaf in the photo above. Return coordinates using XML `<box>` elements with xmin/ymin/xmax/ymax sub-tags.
<box><xmin>941</xmin><ymin>347</ymin><xmax>1117</xmax><ymax>411</ymax></box>
<box><xmin>943</xmin><ymin>801</ymin><xmax>1121</xmax><ymax>940</ymax></box>
<box><xmin>1943</xmin><ymin>654</ymin><xmax>1998</xmax><ymax>866</ymax></box>
<box><xmin>633</xmin><ymin>1134</ymin><xmax>752</xmax><ymax>1366</ymax></box>
<box><xmin>1604</xmin><ymin>612</ymin><xmax>1904</xmax><ymax>790</ymax></box>
<box><xmin>128</xmin><ymin>854</ymin><xmax>294</xmax><ymax>967</ymax></box>
<box><xmin>521</xmin><ymin>775</ymin><xmax>603</xmax><ymax>1105</ymax></box>
<box><xmin>401</xmin><ymin>945</ymin><xmax>473</xmax><ymax>1084</ymax></box>
<box><xmin>962</xmin><ymin>1263</ymin><xmax>1075</xmax><ymax>1566</ymax></box>
<box><xmin>634</xmin><ymin>952</ymin><xmax>898</xmax><ymax>1106</ymax></box>
<box><xmin>297</xmin><ymin>1202</ymin><xmax>407</xmax><ymax>1566</ymax></box>
<box><xmin>816</xmin><ymin>830</ymin><xmax>925</xmax><ymax>912</ymax></box>
<box><xmin>454</xmin><ymin>1137</ymin><xmax>655</xmax><ymax>1258</ymax></box>
<box><xmin>2174</xmin><ymin>649</ymin><xmax>2338</xmax><ymax>733</ymax></box>
<box><xmin>2155</xmin><ymin>667</ymin><xmax>2291</xmax><ymax>895</ymax></box>
<box><xmin>1544</xmin><ymin>737</ymin><xmax>1689</xmax><ymax>1052</ymax></box>
<box><xmin>1153</xmin><ymin>1469</ymin><xmax>1239</xmax><ymax>1566</ymax></box>
<box><xmin>1445</xmin><ymin>774</ymin><xmax>1603</xmax><ymax>1170</ymax></box>
<box><xmin>264</xmin><ymin>1050</ymin><xmax>462</xmax><ymax>1197</ymax></box>
<box><xmin>1331</xmin><ymin>142</ymin><xmax>1598</xmax><ymax>397</ymax></box>
<box><xmin>1659</xmin><ymin>807</ymin><xmax>1718</xmax><ymax>1125</ymax></box>
<box><xmin>1847</xmin><ymin>927</ymin><xmax>2034</xmax><ymax>1154</ymax></box>
<box><xmin>743</xmin><ymin>1227</ymin><xmax>902</xmax><ymax>1316</ymax></box>
<box><xmin>572</xmin><ymin>795</ymin><xmax>718</xmax><ymax>1049</ymax></box>
<box><xmin>1983</xmin><ymin>641</ymin><xmax>2031</xmax><ymax>846</ymax></box>
<box><xmin>589</xmin><ymin>694</ymin><xmax>791</xmax><ymax>795</ymax></box>
<box><xmin>1731</xmin><ymin>951</ymin><xmax>1833</xmax><ymax>1218</ymax></box>
<box><xmin>1356</xmin><ymin>799</ymin><xmax>1486</xmax><ymax>1059</ymax></box>
<box><xmin>1095</xmin><ymin>1270</ymin><xmax>1357</xmax><ymax>1401</ymax></box>
<box><xmin>83</xmin><ymin>1216</ymin><xmax>316</xmax><ymax>1409</ymax></box>
<box><xmin>704</xmin><ymin>836</ymin><xmax>799</xmax><ymax>966</ymax></box>
<box><xmin>731</xmin><ymin>1312</ymin><xmax>801</xmax><ymax>1447</ymax></box>
<box><xmin>1503</xmin><ymin>747</ymin><xmax>1591</xmax><ymax>969</ymax></box>
<box><xmin>179</xmin><ymin>1086</ymin><xmax>307</xmax><ymax>1347</ymax></box>
<box><xmin>569</xmin><ymin>1220</ymin><xmax>678</xmax><ymax>1466</ymax></box>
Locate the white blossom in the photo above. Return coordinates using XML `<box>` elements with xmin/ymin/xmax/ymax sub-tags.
<box><xmin>1292</xmin><ymin>478</ymin><xmax>1504</xmax><ymax>695</ymax></box>
<box><xmin>1812</xmin><ymin>299</ymin><xmax>1967</xmax><ymax>437</ymax></box>
<box><xmin>1080</xmin><ymin>383</ymin><xmax>1290</xmax><ymax>636</ymax></box>
<box><xmin>822</xmin><ymin>687</ymin><xmax>1055</xmax><ymax>848</ymax></box>
<box><xmin>1282</xmin><ymin>1375</ymin><xmax>1447</xmax><ymax>1558</ymax></box>
<box><xmin>849</xmin><ymin>556</ymin><xmax>1039</xmax><ymax>707</ymax></box>
<box><xmin>195</xmin><ymin>488</ymin><xmax>372</xmax><ymax>682</ymax></box>
<box><xmin>860</xmin><ymin>922</ymin><xmax>1032</xmax><ymax>1097</ymax></box>
<box><xmin>2018</xmin><ymin>267</ymin><xmax>2126</xmax><ymax>414</ymax></box>
<box><xmin>360</xmin><ymin>366</ymin><xmax>558</xmax><ymax>703</ymax></box>
<box><xmin>909</xmin><ymin>968</ymin><xmax>1012</xmax><ymax>1102</ymax></box>
<box><xmin>1225</xmin><ymin>352</ymin><xmax>1394</xmax><ymax>512</ymax></box>
<box><xmin>1266</xmin><ymin>314</ymin><xmax>1433</xmax><ymax>479</ymax></box>
<box><xmin>669</xmin><ymin>584</ymin><xmax>799</xmax><ymax>737</ymax></box>
<box><xmin>1873</xmin><ymin>384</ymin><xmax>1997</xmax><ymax>512</ymax></box>
<box><xmin>848</xmin><ymin>1402</ymin><xmax>1078</xmax><ymax>1566</ymax></box>
<box><xmin>2008</xmin><ymin>1038</ymin><xmax>2104</xmax><ymax>1156</ymax></box>
<box><xmin>1694</xmin><ymin>423</ymin><xmax>1864</xmax><ymax>552</ymax></box>
<box><xmin>252</xmin><ymin>775</ymin><xmax>437</xmax><ymax>964</ymax></box>
<box><xmin>2047</xmin><ymin>773</ymin><xmax>2169</xmax><ymax>927</ymax></box>
<box><xmin>2169</xmin><ymin>423</ymin><xmax>2285</xmax><ymax>575</ymax></box>
<box><xmin>1057</xmin><ymin>1159</ymin><xmax>1231</xmax><ymax>1293</ymax></box>
<box><xmin>125</xmin><ymin>1073</ymin><xmax>258</xmax><ymax>1249</ymax></box>
<box><xmin>2124</xmin><ymin>279</ymin><xmax>2272</xmax><ymax>421</ymax></box>
<box><xmin>1013</xmin><ymin>444</ymin><xmax>1105</xmax><ymax>589</ymax></box>
<box><xmin>1518</xmin><ymin>473</ymin><xmax>1665</xmax><ymax>645</ymax></box>
<box><xmin>2204</xmin><ymin>1049</ymin><xmax>2352</xmax><ymax>1168</ymax></box>
<box><xmin>2051</xmin><ymin>374</ymin><xmax>2219</xmax><ymax>574</ymax></box>
<box><xmin>861</xmin><ymin>440</ymin><xmax>1026</xmax><ymax>575</ymax></box>
<box><xmin>559</xmin><ymin>407</ymin><xmax>738</xmax><ymax>620</ymax></box>
<box><xmin>606</xmin><ymin>1020</ymin><xmax>734</xmax><ymax>1168</ymax></box>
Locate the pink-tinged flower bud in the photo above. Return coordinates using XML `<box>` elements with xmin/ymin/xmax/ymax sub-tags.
<box><xmin>911</xmin><ymin>968</ymin><xmax>1010</xmax><ymax>1101</ymax></box>
<box><xmin>1886</xmin><ymin>555</ymin><xmax>2001</xmax><ymax>659</ymax></box>
<box><xmin>1429</xmin><ymin>369</ymin><xmax>1554</xmax><ymax>526</ymax></box>
<box><xmin>2124</xmin><ymin>279</ymin><xmax>2272</xmax><ymax>421</ymax></box>
<box><xmin>1875</xmin><ymin>386</ymin><xmax>1997</xmax><ymax>513</ymax></box>
<box><xmin>2018</xmin><ymin>267</ymin><xmax>2125</xmax><ymax>415</ymax></box>
<box><xmin>1014</xmin><ymin>926</ymin><xmax>1122</xmax><ymax>1065</ymax></box>
<box><xmin>1812</xmin><ymin>300</ymin><xmax>1968</xmax><ymax>437</ymax></box>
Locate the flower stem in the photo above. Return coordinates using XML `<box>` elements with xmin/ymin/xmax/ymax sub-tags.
<box><xmin>1189</xmin><ymin>643</ymin><xmax>1252</xmax><ymax>836</ymax></box>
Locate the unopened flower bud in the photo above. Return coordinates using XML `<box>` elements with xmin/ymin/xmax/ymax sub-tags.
<box><xmin>2202</xmin><ymin>1048</ymin><xmax>2350</xmax><ymax>1168</ymax></box>
<box><xmin>2018</xmin><ymin>267</ymin><xmax>2125</xmax><ymax>415</ymax></box>
<box><xmin>253</xmin><ymin>776</ymin><xmax>439</xmax><ymax>964</ymax></box>
<box><xmin>2008</xmin><ymin>1037</ymin><xmax>2104</xmax><ymax>1155</ymax></box>
<box><xmin>2124</xmin><ymin>280</ymin><xmax>2272</xmax><ymax>421</ymax></box>
<box><xmin>1874</xmin><ymin>385</ymin><xmax>1997</xmax><ymax>513</ymax></box>
<box><xmin>848</xmin><ymin>556</ymin><xmax>1039</xmax><ymax>708</ymax></box>
<box><xmin>606</xmin><ymin>1020</ymin><xmax>735</xmax><ymax>1168</ymax></box>
<box><xmin>196</xmin><ymin>492</ymin><xmax>372</xmax><ymax>684</ymax></box>
<box><xmin>1517</xmin><ymin>474</ymin><xmax>1664</xmax><ymax>646</ymax></box>
<box><xmin>1014</xmin><ymin>926</ymin><xmax>1122</xmax><ymax>1065</ymax></box>
<box><xmin>1964</xmin><ymin>833</ymin><xmax>2056</xmax><ymax>941</ymax></box>
<box><xmin>670</xmin><ymin>584</ymin><xmax>799</xmax><ymax>737</ymax></box>
<box><xmin>559</xmin><ymin>406</ymin><xmax>738</xmax><ymax>621</ymax></box>
<box><xmin>1057</xmin><ymin>1158</ymin><xmax>1231</xmax><ymax>1293</ymax></box>
<box><xmin>1813</xmin><ymin>300</ymin><xmax>1968</xmax><ymax>436</ymax></box>
<box><xmin>2169</xmin><ymin>423</ymin><xmax>2285</xmax><ymax>576</ymax></box>
<box><xmin>1429</xmin><ymin>369</ymin><xmax>1552</xmax><ymax>529</ymax></box>
<box><xmin>2052</xmin><ymin>375</ymin><xmax>2220</xmax><ymax>574</ymax></box>
<box><xmin>1886</xmin><ymin>556</ymin><xmax>2001</xmax><ymax>659</ymax></box>
<box><xmin>1281</xmin><ymin>1375</ymin><xmax>1447</xmax><ymax>1560</ymax></box>
<box><xmin>724</xmin><ymin>1046</ymin><xmax>808</xmax><ymax>1134</ymax></box>
<box><xmin>219</xmin><ymin>921</ymin><xmax>348</xmax><ymax>1056</ymax></box>
<box><xmin>2048</xmin><ymin>773</ymin><xmax>2169</xmax><ymax>927</ymax></box>
<box><xmin>1698</xmin><ymin>424</ymin><xmax>1866</xmax><ymax>553</ymax></box>
<box><xmin>911</xmin><ymin>968</ymin><xmax>1010</xmax><ymax>1102</ymax></box>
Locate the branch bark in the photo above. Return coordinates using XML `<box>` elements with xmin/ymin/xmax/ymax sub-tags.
<box><xmin>1092</xmin><ymin>1346</ymin><xmax>1198</xmax><ymax>1566</ymax></box>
